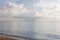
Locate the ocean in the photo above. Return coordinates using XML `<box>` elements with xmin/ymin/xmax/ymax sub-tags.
<box><xmin>0</xmin><ymin>18</ymin><xmax>60</xmax><ymax>40</ymax></box>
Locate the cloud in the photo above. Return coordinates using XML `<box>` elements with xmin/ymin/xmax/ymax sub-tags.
<box><xmin>1</xmin><ymin>0</ymin><xmax>60</xmax><ymax>18</ymax></box>
<box><xmin>34</xmin><ymin>11</ymin><xmax>42</xmax><ymax>17</ymax></box>
<box><xmin>33</xmin><ymin>0</ymin><xmax>57</xmax><ymax>8</ymax></box>
<box><xmin>33</xmin><ymin>0</ymin><xmax>60</xmax><ymax>18</ymax></box>
<box><xmin>0</xmin><ymin>2</ymin><xmax>30</xmax><ymax>17</ymax></box>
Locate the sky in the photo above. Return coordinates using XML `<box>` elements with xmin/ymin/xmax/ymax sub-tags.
<box><xmin>0</xmin><ymin>0</ymin><xmax>60</xmax><ymax>18</ymax></box>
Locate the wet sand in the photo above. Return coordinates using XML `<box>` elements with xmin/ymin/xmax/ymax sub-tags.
<box><xmin>0</xmin><ymin>36</ymin><xmax>17</xmax><ymax>40</ymax></box>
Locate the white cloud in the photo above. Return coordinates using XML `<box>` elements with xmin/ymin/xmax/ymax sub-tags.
<box><xmin>0</xmin><ymin>2</ymin><xmax>30</xmax><ymax>17</ymax></box>
<box><xmin>33</xmin><ymin>0</ymin><xmax>60</xmax><ymax>18</ymax></box>
<box><xmin>34</xmin><ymin>11</ymin><xmax>42</xmax><ymax>17</ymax></box>
<box><xmin>1</xmin><ymin>1</ymin><xmax>60</xmax><ymax>18</ymax></box>
<box><xmin>33</xmin><ymin>0</ymin><xmax>60</xmax><ymax>8</ymax></box>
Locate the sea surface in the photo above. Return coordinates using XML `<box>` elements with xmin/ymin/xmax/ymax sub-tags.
<box><xmin>0</xmin><ymin>18</ymin><xmax>60</xmax><ymax>40</ymax></box>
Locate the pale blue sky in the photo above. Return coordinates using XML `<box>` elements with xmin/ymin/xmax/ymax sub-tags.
<box><xmin>0</xmin><ymin>0</ymin><xmax>37</xmax><ymax>8</ymax></box>
<box><xmin>0</xmin><ymin>0</ymin><xmax>59</xmax><ymax>9</ymax></box>
<box><xmin>0</xmin><ymin>0</ymin><xmax>60</xmax><ymax>18</ymax></box>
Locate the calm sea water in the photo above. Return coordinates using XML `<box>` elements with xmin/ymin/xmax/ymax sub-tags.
<box><xmin>0</xmin><ymin>19</ymin><xmax>60</xmax><ymax>40</ymax></box>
